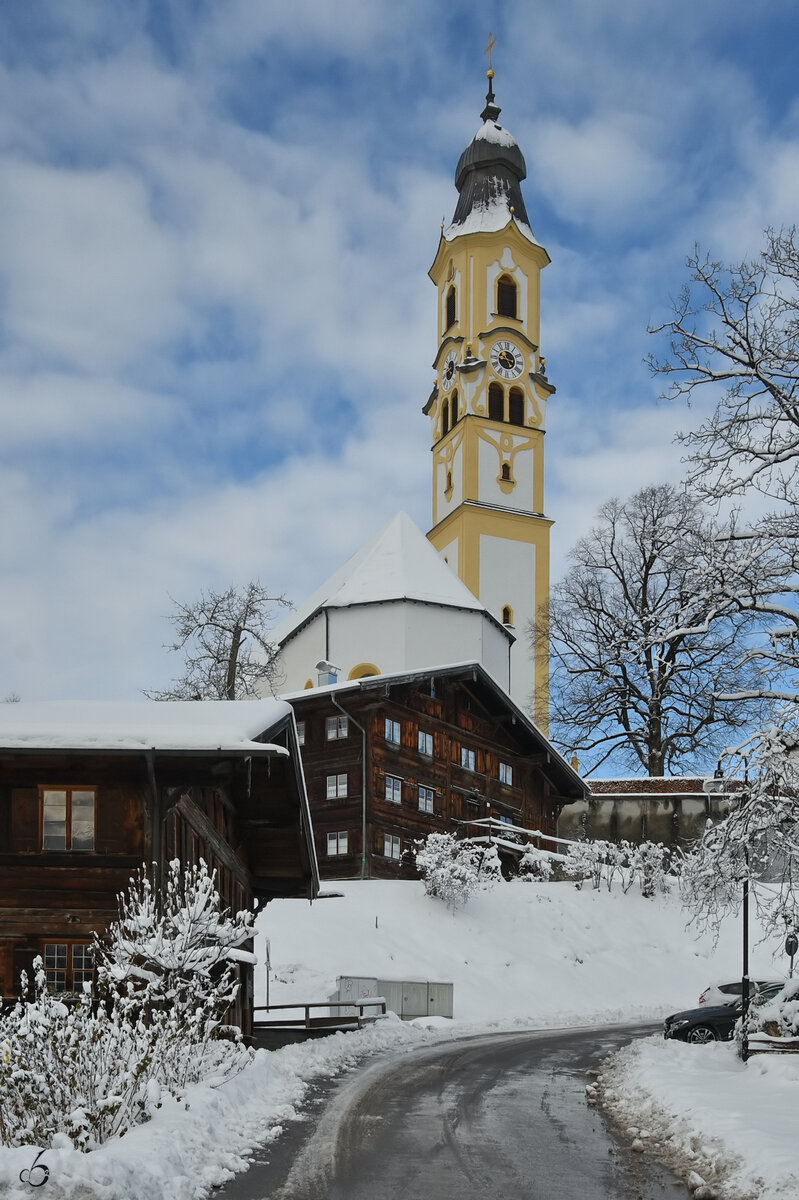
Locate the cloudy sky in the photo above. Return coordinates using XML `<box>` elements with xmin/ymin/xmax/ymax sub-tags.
<box><xmin>1</xmin><ymin>0</ymin><xmax>797</xmax><ymax>702</ymax></box>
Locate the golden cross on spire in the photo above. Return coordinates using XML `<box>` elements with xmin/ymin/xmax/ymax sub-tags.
<box><xmin>484</xmin><ymin>32</ymin><xmax>497</xmax><ymax>74</ymax></box>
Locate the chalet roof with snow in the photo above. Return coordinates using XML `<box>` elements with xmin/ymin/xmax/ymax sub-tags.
<box><xmin>0</xmin><ymin>698</ymin><xmax>293</xmax><ymax>755</ymax></box>
<box><xmin>275</xmin><ymin>511</ymin><xmax>505</xmax><ymax>647</ymax></box>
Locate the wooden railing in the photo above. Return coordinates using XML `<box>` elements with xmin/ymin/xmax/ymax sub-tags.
<box><xmin>253</xmin><ymin>998</ymin><xmax>386</xmax><ymax>1029</ymax></box>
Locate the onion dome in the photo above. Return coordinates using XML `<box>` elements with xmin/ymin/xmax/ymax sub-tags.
<box><xmin>447</xmin><ymin>72</ymin><xmax>532</xmax><ymax>237</ymax></box>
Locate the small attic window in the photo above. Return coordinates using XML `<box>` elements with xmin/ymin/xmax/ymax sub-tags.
<box><xmin>446</xmin><ymin>285</ymin><xmax>456</xmax><ymax>329</ymax></box>
<box><xmin>497</xmin><ymin>275</ymin><xmax>517</xmax><ymax>319</ymax></box>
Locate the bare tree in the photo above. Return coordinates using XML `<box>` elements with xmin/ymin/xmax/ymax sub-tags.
<box><xmin>650</xmin><ymin>228</ymin><xmax>799</xmax><ymax>925</ymax></box>
<box><xmin>147</xmin><ymin>581</ymin><xmax>290</xmax><ymax>701</ymax></box>
<box><xmin>541</xmin><ymin>484</ymin><xmax>760</xmax><ymax>777</ymax></box>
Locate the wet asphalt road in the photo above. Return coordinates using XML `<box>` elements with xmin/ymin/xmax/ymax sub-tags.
<box><xmin>218</xmin><ymin>1024</ymin><xmax>691</xmax><ymax>1200</ymax></box>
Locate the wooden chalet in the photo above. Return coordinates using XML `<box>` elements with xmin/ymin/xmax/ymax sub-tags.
<box><xmin>284</xmin><ymin>662</ymin><xmax>587</xmax><ymax>880</ymax></box>
<box><xmin>0</xmin><ymin>699</ymin><xmax>319</xmax><ymax>1030</ymax></box>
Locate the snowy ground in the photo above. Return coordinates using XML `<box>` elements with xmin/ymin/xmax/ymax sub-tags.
<box><xmin>1</xmin><ymin>878</ymin><xmax>797</xmax><ymax>1199</ymax></box>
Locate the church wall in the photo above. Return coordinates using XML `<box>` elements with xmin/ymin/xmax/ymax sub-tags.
<box><xmin>480</xmin><ymin>534</ymin><xmax>535</xmax><ymax>709</ymax></box>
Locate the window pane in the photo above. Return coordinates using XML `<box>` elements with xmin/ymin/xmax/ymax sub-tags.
<box><xmin>71</xmin><ymin>790</ymin><xmax>95</xmax><ymax>850</ymax></box>
<box><xmin>297</xmin><ymin>721</ymin><xmax>305</xmax><ymax>746</ymax></box>
<box><xmin>339</xmin><ymin>832</ymin><xmax>348</xmax><ymax>854</ymax></box>
<box><xmin>42</xmin><ymin>790</ymin><xmax>67</xmax><ymax>849</ymax></box>
<box><xmin>44</xmin><ymin>943</ymin><xmax>67</xmax><ymax>992</ymax></box>
<box><xmin>337</xmin><ymin>773</ymin><xmax>347</xmax><ymax>797</ymax></box>
<box><xmin>72</xmin><ymin>945</ymin><xmax>94</xmax><ymax>990</ymax></box>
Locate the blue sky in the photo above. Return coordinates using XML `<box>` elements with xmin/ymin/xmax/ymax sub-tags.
<box><xmin>1</xmin><ymin>0</ymin><xmax>798</xmax><ymax>703</ymax></box>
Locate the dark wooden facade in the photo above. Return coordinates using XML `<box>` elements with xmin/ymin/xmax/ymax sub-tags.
<box><xmin>0</xmin><ymin>704</ymin><xmax>319</xmax><ymax>1029</ymax></box>
<box><xmin>287</xmin><ymin>663</ymin><xmax>587</xmax><ymax>881</ymax></box>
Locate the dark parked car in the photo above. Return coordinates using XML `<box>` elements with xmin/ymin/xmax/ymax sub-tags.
<box><xmin>665</xmin><ymin>982</ymin><xmax>785</xmax><ymax>1044</ymax></box>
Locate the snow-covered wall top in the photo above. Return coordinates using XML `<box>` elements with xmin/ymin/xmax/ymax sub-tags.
<box><xmin>0</xmin><ymin>698</ymin><xmax>292</xmax><ymax>753</ymax></box>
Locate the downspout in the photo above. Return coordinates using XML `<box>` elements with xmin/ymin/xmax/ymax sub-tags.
<box><xmin>144</xmin><ymin>750</ymin><xmax>161</xmax><ymax>885</ymax></box>
<box><xmin>330</xmin><ymin>694</ymin><xmax>368</xmax><ymax>881</ymax></box>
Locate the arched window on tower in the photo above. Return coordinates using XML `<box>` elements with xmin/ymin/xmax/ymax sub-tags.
<box><xmin>501</xmin><ymin>463</ymin><xmax>511</xmax><ymax>481</ymax></box>
<box><xmin>451</xmin><ymin>390</ymin><xmax>459</xmax><ymax>424</ymax></box>
<box><xmin>442</xmin><ymin>400</ymin><xmax>450</xmax><ymax>436</ymax></box>
<box><xmin>497</xmin><ymin>274</ymin><xmax>518</xmax><ymax>319</ymax></box>
<box><xmin>488</xmin><ymin>382</ymin><xmax>504</xmax><ymax>422</ymax></box>
<box><xmin>446</xmin><ymin>285</ymin><xmax>456</xmax><ymax>329</ymax></box>
<box><xmin>502</xmin><ymin>605</ymin><xmax>514</xmax><ymax>626</ymax></box>
<box><xmin>509</xmin><ymin>387</ymin><xmax>524</xmax><ymax>426</ymax></box>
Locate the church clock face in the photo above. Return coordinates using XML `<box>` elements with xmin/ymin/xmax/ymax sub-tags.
<box><xmin>490</xmin><ymin>339</ymin><xmax>524</xmax><ymax>381</ymax></box>
<box><xmin>441</xmin><ymin>349</ymin><xmax>458</xmax><ymax>391</ymax></box>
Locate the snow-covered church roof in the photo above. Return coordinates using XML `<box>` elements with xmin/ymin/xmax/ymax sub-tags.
<box><xmin>443</xmin><ymin>80</ymin><xmax>542</xmax><ymax>248</ymax></box>
<box><xmin>275</xmin><ymin>511</ymin><xmax>501</xmax><ymax>647</ymax></box>
<box><xmin>0</xmin><ymin>698</ymin><xmax>292</xmax><ymax>754</ymax></box>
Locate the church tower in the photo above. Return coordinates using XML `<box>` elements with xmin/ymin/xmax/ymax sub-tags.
<box><xmin>426</xmin><ymin>68</ymin><xmax>554</xmax><ymax>725</ymax></box>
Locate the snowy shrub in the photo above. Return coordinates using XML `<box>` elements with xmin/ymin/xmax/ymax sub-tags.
<box><xmin>518</xmin><ymin>843</ymin><xmax>554</xmax><ymax>882</ymax></box>
<box><xmin>747</xmin><ymin>980</ymin><xmax>799</xmax><ymax>1040</ymax></box>
<box><xmin>564</xmin><ymin>839</ymin><xmax>673</xmax><ymax>896</ymax></box>
<box><xmin>0</xmin><ymin>860</ymin><xmax>254</xmax><ymax>1151</ymax></box>
<box><xmin>416</xmin><ymin>833</ymin><xmax>481</xmax><ymax>910</ymax></box>
<box><xmin>474</xmin><ymin>843</ymin><xmax>503</xmax><ymax>887</ymax></box>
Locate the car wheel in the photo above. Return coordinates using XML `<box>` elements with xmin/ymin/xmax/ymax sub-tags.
<box><xmin>685</xmin><ymin>1024</ymin><xmax>718</xmax><ymax>1044</ymax></box>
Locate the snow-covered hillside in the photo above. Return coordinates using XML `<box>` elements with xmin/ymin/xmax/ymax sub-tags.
<box><xmin>260</xmin><ymin>878</ymin><xmax>778</xmax><ymax>1025</ymax></box>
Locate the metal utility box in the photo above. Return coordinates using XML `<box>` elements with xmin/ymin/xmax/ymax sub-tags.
<box><xmin>331</xmin><ymin>976</ymin><xmax>453</xmax><ymax>1020</ymax></box>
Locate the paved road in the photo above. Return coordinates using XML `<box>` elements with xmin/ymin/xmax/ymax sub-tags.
<box><xmin>220</xmin><ymin>1024</ymin><xmax>691</xmax><ymax>1200</ymax></box>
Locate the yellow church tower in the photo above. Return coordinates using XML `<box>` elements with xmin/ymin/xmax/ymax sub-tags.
<box><xmin>426</xmin><ymin>67</ymin><xmax>554</xmax><ymax>725</ymax></box>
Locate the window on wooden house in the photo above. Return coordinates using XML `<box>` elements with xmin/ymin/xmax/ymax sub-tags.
<box><xmin>497</xmin><ymin>274</ymin><xmax>517</xmax><ymax>318</ymax></box>
<box><xmin>44</xmin><ymin>942</ymin><xmax>94</xmax><ymax>993</ymax></box>
<box><xmin>488</xmin><ymin>382</ymin><xmax>504</xmax><ymax>422</ymax></box>
<box><xmin>384</xmin><ymin>833</ymin><xmax>401</xmax><ymax>860</ymax></box>
<box><xmin>384</xmin><ymin>718</ymin><xmax>401</xmax><ymax>745</ymax></box>
<box><xmin>418</xmin><ymin>786</ymin><xmax>435</xmax><ymax>814</ymax></box>
<box><xmin>509</xmin><ymin>387</ymin><xmax>524</xmax><ymax>426</ymax></box>
<box><xmin>460</xmin><ymin>746</ymin><xmax>476</xmax><ymax>771</ymax></box>
<box><xmin>41</xmin><ymin>787</ymin><xmax>96</xmax><ymax>851</ymax></box>
<box><xmin>296</xmin><ymin>720</ymin><xmax>305</xmax><ymax>746</ymax></box>
<box><xmin>326</xmin><ymin>773</ymin><xmax>348</xmax><ymax>799</ymax></box>
<box><xmin>417</xmin><ymin>730</ymin><xmax>433</xmax><ymax>757</ymax></box>
<box><xmin>327</xmin><ymin>831</ymin><xmax>349</xmax><ymax>856</ymax></box>
<box><xmin>385</xmin><ymin>774</ymin><xmax>402</xmax><ymax>804</ymax></box>
<box><xmin>326</xmin><ymin>715</ymin><xmax>348</xmax><ymax>740</ymax></box>
<box><xmin>499</xmin><ymin>761</ymin><xmax>513</xmax><ymax>786</ymax></box>
<box><xmin>446</xmin><ymin>285</ymin><xmax>456</xmax><ymax>329</ymax></box>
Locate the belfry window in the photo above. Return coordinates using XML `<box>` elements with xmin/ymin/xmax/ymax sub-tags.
<box><xmin>497</xmin><ymin>274</ymin><xmax>517</xmax><ymax>318</ymax></box>
<box><xmin>509</xmin><ymin>387</ymin><xmax>524</xmax><ymax>426</ymax></box>
<box><xmin>442</xmin><ymin>401</ymin><xmax>450</xmax><ymax>436</ymax></box>
<box><xmin>488</xmin><ymin>382</ymin><xmax>504</xmax><ymax>422</ymax></box>
<box><xmin>446</xmin><ymin>286</ymin><xmax>456</xmax><ymax>329</ymax></box>
<box><xmin>451</xmin><ymin>390</ymin><xmax>459</xmax><ymax>423</ymax></box>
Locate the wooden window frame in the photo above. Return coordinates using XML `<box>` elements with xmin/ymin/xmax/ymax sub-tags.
<box><xmin>385</xmin><ymin>774</ymin><xmax>402</xmax><ymax>804</ymax></box>
<box><xmin>418</xmin><ymin>786</ymin><xmax>435</xmax><ymax>814</ymax></box>
<box><xmin>460</xmin><ymin>746</ymin><xmax>476</xmax><ymax>771</ymax></box>
<box><xmin>40</xmin><ymin>785</ymin><xmax>96</xmax><ymax>851</ymax></box>
<box><xmin>417</xmin><ymin>729</ymin><xmax>433</xmax><ymax>757</ymax></box>
<box><xmin>43</xmin><ymin>941</ymin><xmax>94</xmax><ymax>993</ymax></box>
<box><xmin>327</xmin><ymin>831</ymin><xmax>349</xmax><ymax>856</ymax></box>
<box><xmin>326</xmin><ymin>773</ymin><xmax>348</xmax><ymax>799</ymax></box>
<box><xmin>326</xmin><ymin>714</ymin><xmax>349</xmax><ymax>740</ymax></box>
<box><xmin>384</xmin><ymin>718</ymin><xmax>401</xmax><ymax>746</ymax></box>
<box><xmin>383</xmin><ymin>833</ymin><xmax>401</xmax><ymax>860</ymax></box>
<box><xmin>499</xmin><ymin>761</ymin><xmax>513</xmax><ymax>786</ymax></box>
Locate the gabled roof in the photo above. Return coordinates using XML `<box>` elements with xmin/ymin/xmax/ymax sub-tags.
<box><xmin>283</xmin><ymin>660</ymin><xmax>587</xmax><ymax>801</ymax></box>
<box><xmin>0</xmin><ymin>698</ymin><xmax>293</xmax><ymax>755</ymax></box>
<box><xmin>276</xmin><ymin>511</ymin><xmax>503</xmax><ymax>646</ymax></box>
